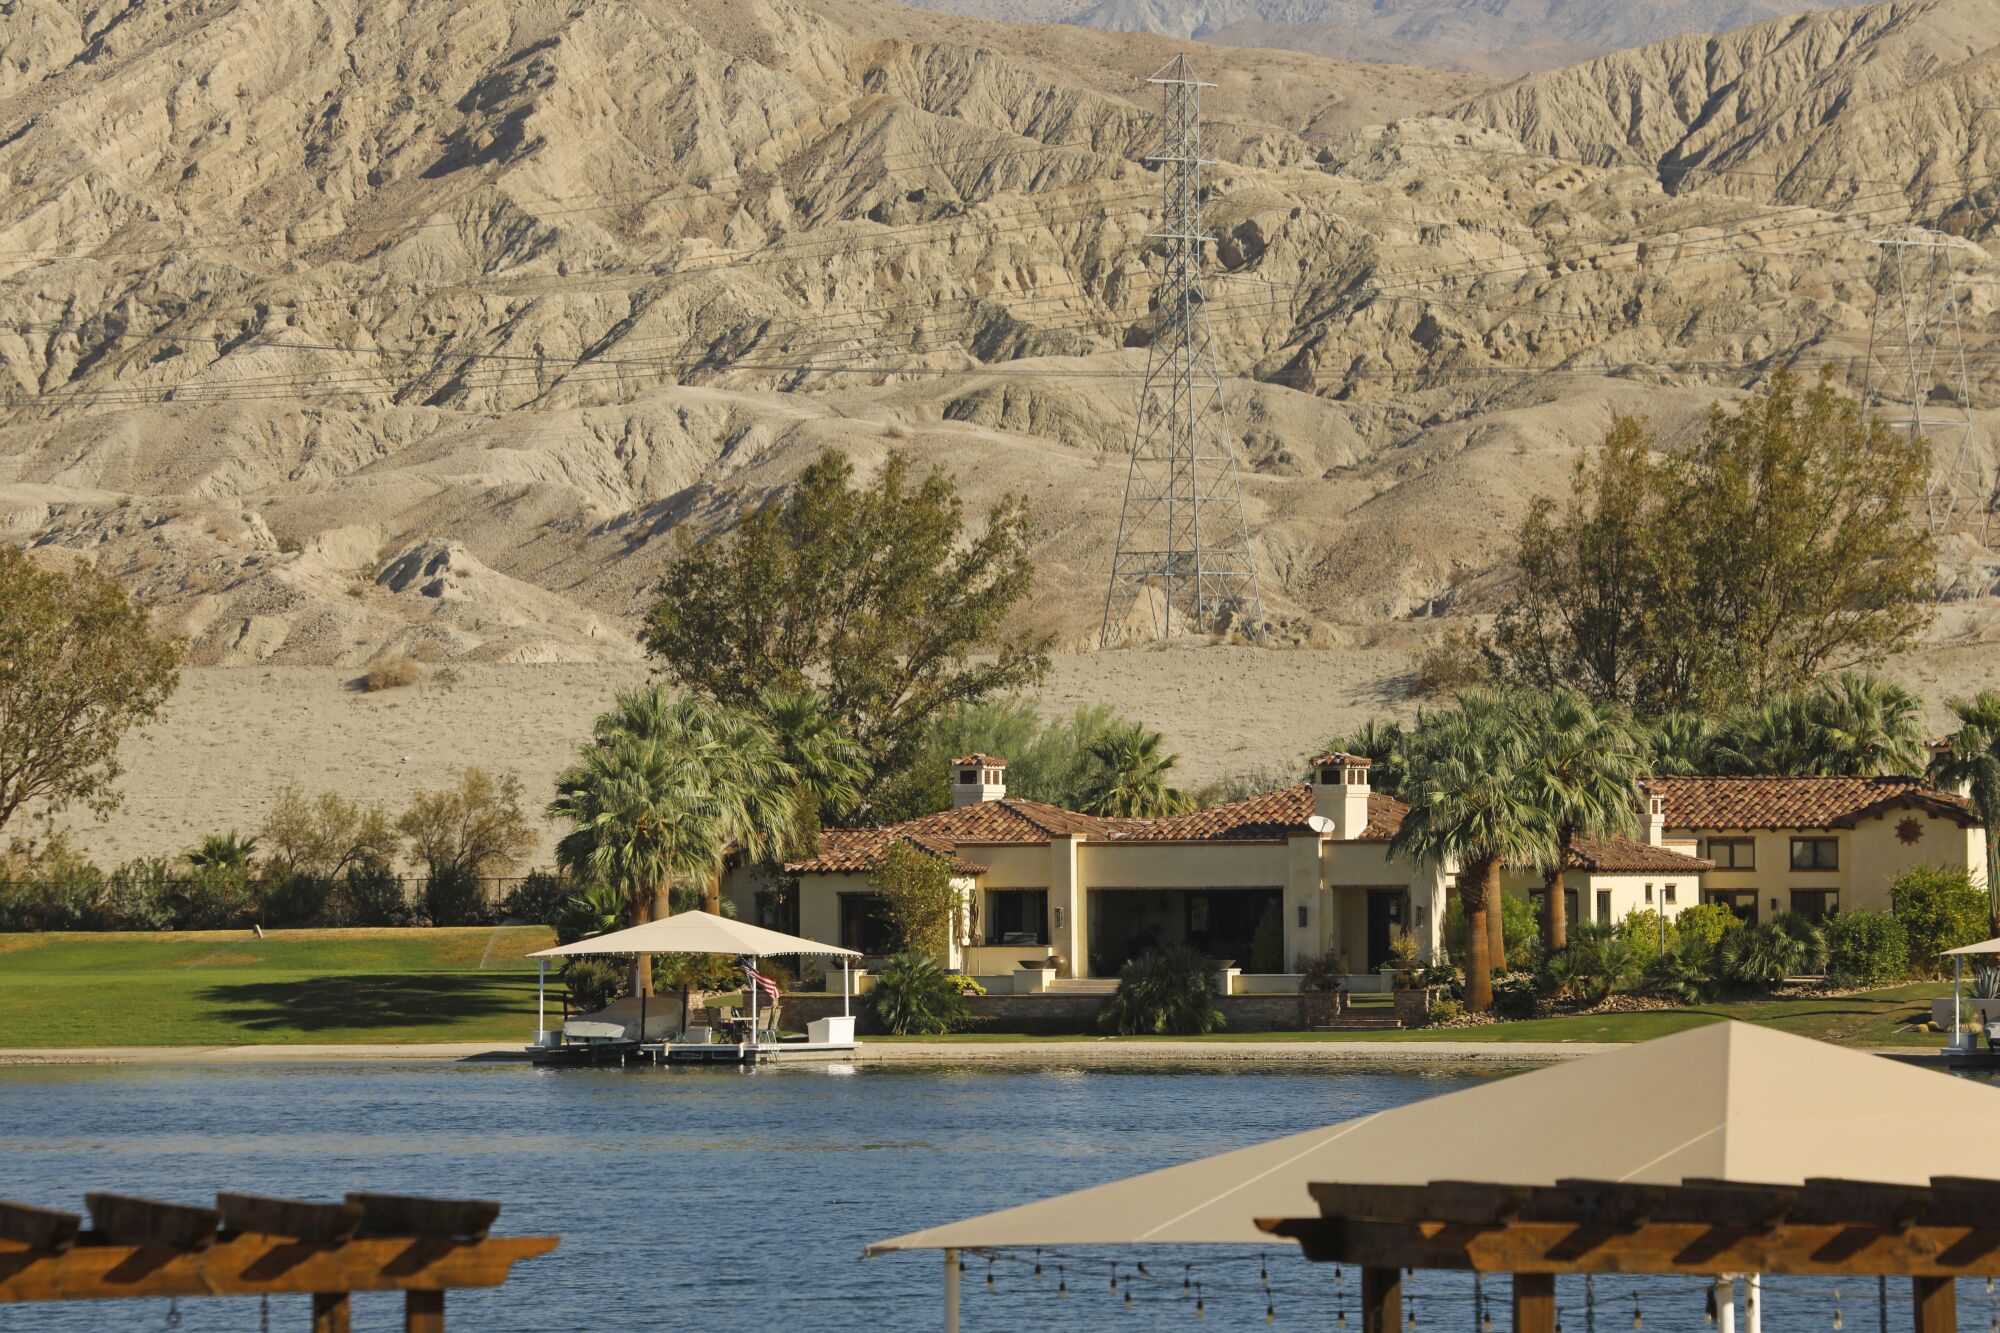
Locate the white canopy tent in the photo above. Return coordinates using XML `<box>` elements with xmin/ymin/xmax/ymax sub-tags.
<box><xmin>1941</xmin><ymin>936</ymin><xmax>2000</xmax><ymax>1047</ymax></box>
<box><xmin>526</xmin><ymin>912</ymin><xmax>860</xmax><ymax>1047</ymax></box>
<box><xmin>866</xmin><ymin>1023</ymin><xmax>2000</xmax><ymax>1329</ymax></box>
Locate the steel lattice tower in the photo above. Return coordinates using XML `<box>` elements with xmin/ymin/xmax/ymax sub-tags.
<box><xmin>1862</xmin><ymin>225</ymin><xmax>1991</xmax><ymax>544</ymax></box>
<box><xmin>1100</xmin><ymin>56</ymin><xmax>1263</xmax><ymax>645</ymax></box>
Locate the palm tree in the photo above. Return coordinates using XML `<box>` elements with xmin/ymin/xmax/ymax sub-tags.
<box><xmin>186</xmin><ymin>831</ymin><xmax>257</xmax><ymax>874</ymax></box>
<box><xmin>1078</xmin><ymin>724</ymin><xmax>1194</xmax><ymax>817</ymax></box>
<box><xmin>1806</xmin><ymin>672</ymin><xmax>1928</xmax><ymax>776</ymax></box>
<box><xmin>1931</xmin><ymin>691</ymin><xmax>2000</xmax><ymax>926</ymax></box>
<box><xmin>1644</xmin><ymin>711</ymin><xmax>1721</xmax><ymax>776</ymax></box>
<box><xmin>1391</xmin><ymin>689</ymin><xmax>1555</xmax><ymax>1012</ymax></box>
<box><xmin>1520</xmin><ymin>690</ymin><xmax>1644</xmax><ymax>952</ymax></box>
<box><xmin>549</xmin><ymin>688</ymin><xmax>801</xmax><ymax>994</ymax></box>
<box><xmin>1715</xmin><ymin>694</ymin><xmax>1822</xmax><ymax>775</ymax></box>
<box><xmin>1326</xmin><ymin>719</ymin><xmax>1410</xmax><ymax>799</ymax></box>
<box><xmin>757</xmin><ymin>687</ymin><xmax>870</xmax><ymax>850</ymax></box>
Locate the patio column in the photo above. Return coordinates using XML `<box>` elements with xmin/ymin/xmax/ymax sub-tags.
<box><xmin>943</xmin><ymin>1249</ymin><xmax>960</xmax><ymax>1333</ymax></box>
<box><xmin>1744</xmin><ymin>1274</ymin><xmax>1761</xmax><ymax>1333</ymax></box>
<box><xmin>1512</xmin><ymin>1274</ymin><xmax>1554</xmax><ymax>1333</ymax></box>
<box><xmin>536</xmin><ymin>959</ymin><xmax>546</xmax><ymax>1042</ymax></box>
<box><xmin>1713</xmin><ymin>1274</ymin><xmax>1736</xmax><ymax>1333</ymax></box>
<box><xmin>1361</xmin><ymin>1266</ymin><xmax>1400</xmax><ymax>1333</ymax></box>
<box><xmin>1911</xmin><ymin>1276</ymin><xmax>1956</xmax><ymax>1332</ymax></box>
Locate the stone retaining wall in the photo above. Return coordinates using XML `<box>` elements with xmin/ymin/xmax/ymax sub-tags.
<box><xmin>779</xmin><ymin>992</ymin><xmax>1311</xmax><ymax>1033</ymax></box>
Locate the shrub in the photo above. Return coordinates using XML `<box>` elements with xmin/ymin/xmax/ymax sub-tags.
<box><xmin>423</xmin><ymin>866</ymin><xmax>487</xmax><ymax>926</ymax></box>
<box><xmin>556</xmin><ymin>883</ymin><xmax>626</xmax><ymax>946</ymax></box>
<box><xmin>1672</xmin><ymin>903</ymin><xmax>1743</xmax><ymax>956</ymax></box>
<box><xmin>1824</xmin><ymin>911</ymin><xmax>1907</xmax><ymax>987</ymax></box>
<box><xmin>1640</xmin><ymin>944</ymin><xmax>1713</xmax><ymax>1005</ymax></box>
<box><xmin>0</xmin><ymin>836</ymin><xmax>105</xmax><ymax>930</ymax></box>
<box><xmin>258</xmin><ymin>871</ymin><xmax>331</xmax><ymax>929</ymax></box>
<box><xmin>335</xmin><ymin>862</ymin><xmax>413</xmax><ymax>927</ymax></box>
<box><xmin>562</xmin><ymin>956</ymin><xmax>626</xmax><ymax>1012</ymax></box>
<box><xmin>868</xmin><ymin>953</ymin><xmax>970</xmax><ymax>1035</ymax></box>
<box><xmin>1297</xmin><ymin>950</ymin><xmax>1347</xmax><ymax>992</ymax></box>
<box><xmin>100</xmin><ymin>858</ymin><xmax>179</xmax><ymax>930</ymax></box>
<box><xmin>1411</xmin><ymin>625</ymin><xmax>1496</xmax><ymax>701</ymax></box>
<box><xmin>1248</xmin><ymin>901</ymin><xmax>1285</xmax><ymax>973</ymax></box>
<box><xmin>362</xmin><ymin>656</ymin><xmax>424</xmax><ymax>691</ymax></box>
<box><xmin>1441</xmin><ymin>893</ymin><xmax>1541</xmax><ymax>972</ymax></box>
<box><xmin>1099</xmin><ymin>946</ymin><xmax>1226</xmax><ymax>1036</ymax></box>
<box><xmin>499</xmin><ymin>871</ymin><xmax>569</xmax><ymax>926</ymax></box>
<box><xmin>1617</xmin><ymin>910</ymin><xmax>1671</xmax><ymax>964</ymax></box>
<box><xmin>1536</xmin><ymin>923</ymin><xmax>1640</xmax><ymax>1005</ymax></box>
<box><xmin>1427</xmin><ymin>996</ymin><xmax>1464</xmax><ymax>1025</ymax></box>
<box><xmin>945</xmin><ymin>974</ymin><xmax>987</xmax><ymax>996</ymax></box>
<box><xmin>1491</xmin><ymin>974</ymin><xmax>1538</xmax><ymax>1019</ymax></box>
<box><xmin>1718</xmin><ymin>920</ymin><xmax>1822</xmax><ymax>990</ymax></box>
<box><xmin>172</xmin><ymin>868</ymin><xmax>256</xmax><ymax>930</ymax></box>
<box><xmin>1890</xmin><ymin>864</ymin><xmax>1989</xmax><ymax>976</ymax></box>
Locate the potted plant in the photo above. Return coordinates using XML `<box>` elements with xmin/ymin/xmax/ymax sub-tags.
<box><xmin>1386</xmin><ymin>931</ymin><xmax>1436</xmax><ymax>1027</ymax></box>
<box><xmin>1297</xmin><ymin>950</ymin><xmax>1347</xmax><ymax>1026</ymax></box>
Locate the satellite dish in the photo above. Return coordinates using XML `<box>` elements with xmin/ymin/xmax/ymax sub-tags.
<box><xmin>1306</xmin><ymin>814</ymin><xmax>1336</xmax><ymax>834</ymax></box>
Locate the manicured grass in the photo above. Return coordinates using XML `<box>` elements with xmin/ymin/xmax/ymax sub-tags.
<box><xmin>871</xmin><ymin>984</ymin><xmax>1950</xmax><ymax>1050</ymax></box>
<box><xmin>0</xmin><ymin>927</ymin><xmax>555</xmax><ymax>1047</ymax></box>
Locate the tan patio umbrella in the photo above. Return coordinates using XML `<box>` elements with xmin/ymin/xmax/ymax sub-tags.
<box><xmin>1941</xmin><ymin>936</ymin><xmax>2000</xmax><ymax>1047</ymax></box>
<box><xmin>526</xmin><ymin>912</ymin><xmax>860</xmax><ymax>1044</ymax></box>
<box><xmin>867</xmin><ymin>1023</ymin><xmax>2000</xmax><ymax>1327</ymax></box>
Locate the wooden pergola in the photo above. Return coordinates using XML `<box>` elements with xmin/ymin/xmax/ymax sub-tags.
<box><xmin>0</xmin><ymin>1190</ymin><xmax>557</xmax><ymax>1330</ymax></box>
<box><xmin>1265</xmin><ymin>1176</ymin><xmax>2000</xmax><ymax>1332</ymax></box>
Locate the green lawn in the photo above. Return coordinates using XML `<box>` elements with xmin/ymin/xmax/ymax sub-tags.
<box><xmin>872</xmin><ymin>984</ymin><xmax>1951</xmax><ymax>1050</ymax></box>
<box><xmin>0</xmin><ymin>930</ymin><xmax>1952</xmax><ymax>1051</ymax></box>
<box><xmin>0</xmin><ymin>928</ymin><xmax>555</xmax><ymax>1047</ymax></box>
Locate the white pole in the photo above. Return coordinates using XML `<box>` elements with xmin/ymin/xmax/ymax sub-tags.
<box><xmin>749</xmin><ymin>954</ymin><xmax>759</xmax><ymax>1050</ymax></box>
<box><xmin>1744</xmin><ymin>1274</ymin><xmax>1761</xmax><ymax>1333</ymax></box>
<box><xmin>1714</xmin><ymin>1275</ymin><xmax>1736</xmax><ymax>1333</ymax></box>
<box><xmin>843</xmin><ymin>958</ymin><xmax>852</xmax><ymax>1018</ymax></box>
<box><xmin>943</xmin><ymin>1249</ymin><xmax>961</xmax><ymax>1333</ymax></box>
<box><xmin>1953</xmin><ymin>955</ymin><xmax>1964</xmax><ymax>1044</ymax></box>
<box><xmin>537</xmin><ymin>958</ymin><xmax>547</xmax><ymax>1041</ymax></box>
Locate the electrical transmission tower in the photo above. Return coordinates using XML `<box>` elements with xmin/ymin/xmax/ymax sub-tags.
<box><xmin>1100</xmin><ymin>55</ymin><xmax>1263</xmax><ymax>645</ymax></box>
<box><xmin>1862</xmin><ymin>224</ymin><xmax>1991</xmax><ymax>544</ymax></box>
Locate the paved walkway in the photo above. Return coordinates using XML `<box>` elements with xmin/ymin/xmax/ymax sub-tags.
<box><xmin>0</xmin><ymin>1039</ymin><xmax>1622</xmax><ymax>1067</ymax></box>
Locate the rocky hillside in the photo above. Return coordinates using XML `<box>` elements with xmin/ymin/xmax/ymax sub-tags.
<box><xmin>0</xmin><ymin>0</ymin><xmax>1996</xmax><ymax>670</ymax></box>
<box><xmin>895</xmin><ymin>0</ymin><xmax>1849</xmax><ymax>76</ymax></box>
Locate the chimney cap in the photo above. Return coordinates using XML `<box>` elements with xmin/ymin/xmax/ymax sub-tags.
<box><xmin>951</xmin><ymin>753</ymin><xmax>1008</xmax><ymax>769</ymax></box>
<box><xmin>1311</xmin><ymin>752</ymin><xmax>1373</xmax><ymax>769</ymax></box>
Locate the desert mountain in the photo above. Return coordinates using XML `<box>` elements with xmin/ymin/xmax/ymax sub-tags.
<box><xmin>893</xmin><ymin>0</ymin><xmax>1849</xmax><ymax>76</ymax></box>
<box><xmin>0</xmin><ymin>0</ymin><xmax>1996</xmax><ymax>673</ymax></box>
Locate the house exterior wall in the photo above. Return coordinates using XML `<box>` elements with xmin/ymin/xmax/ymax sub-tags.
<box><xmin>1496</xmin><ymin>868</ymin><xmax>1700</xmax><ymax>929</ymax></box>
<box><xmin>1674</xmin><ymin>808</ymin><xmax>1980</xmax><ymax>918</ymax></box>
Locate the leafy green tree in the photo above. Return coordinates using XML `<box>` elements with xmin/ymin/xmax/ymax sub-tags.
<box><xmin>906</xmin><ymin>699</ymin><xmax>1122</xmax><ymax>814</ymax></box>
<box><xmin>0</xmin><ymin>548</ymin><xmax>182</xmax><ymax>837</ymax></box>
<box><xmin>642</xmin><ymin>451</ymin><xmax>1051</xmax><ymax>802</ymax></box>
<box><xmin>1494</xmin><ymin>375</ymin><xmax>1934</xmax><ymax>713</ymax></box>
<box><xmin>1931</xmin><ymin>691</ymin><xmax>2000</xmax><ymax>923</ymax></box>
<box><xmin>1519</xmin><ymin>689</ymin><xmax>1644</xmax><ymax>951</ymax></box>
<box><xmin>1713</xmin><ymin>674</ymin><xmax>1928</xmax><ymax>777</ymax></box>
<box><xmin>1824</xmin><ymin>910</ymin><xmax>1909</xmax><ymax>987</ymax></box>
<box><xmin>259</xmin><ymin>785</ymin><xmax>398</xmax><ymax>881</ymax></box>
<box><xmin>868</xmin><ymin>839</ymin><xmax>962</xmax><ymax>959</ymax></box>
<box><xmin>1391</xmin><ymin>689</ymin><xmax>1555</xmax><ymax>1012</ymax></box>
<box><xmin>1645</xmin><ymin>711</ymin><xmax>1722</xmax><ymax>775</ymax></box>
<box><xmin>1890</xmin><ymin>864</ymin><xmax>1989</xmax><ymax>976</ymax></box>
<box><xmin>398</xmin><ymin>767</ymin><xmax>537</xmax><ymax>889</ymax></box>
<box><xmin>1078</xmin><ymin>724</ymin><xmax>1193</xmax><ymax>817</ymax></box>
<box><xmin>1714</xmin><ymin>694</ymin><xmax>1824</xmax><ymax>776</ymax></box>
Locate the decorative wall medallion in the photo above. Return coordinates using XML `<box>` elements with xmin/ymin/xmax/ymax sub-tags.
<box><xmin>1896</xmin><ymin>816</ymin><xmax>1923</xmax><ymax>845</ymax></box>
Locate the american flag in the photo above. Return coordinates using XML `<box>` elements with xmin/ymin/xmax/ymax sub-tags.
<box><xmin>743</xmin><ymin>962</ymin><xmax>781</xmax><ymax>1002</ymax></box>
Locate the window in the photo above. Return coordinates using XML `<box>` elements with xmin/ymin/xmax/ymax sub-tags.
<box><xmin>1706</xmin><ymin>838</ymin><xmax>1756</xmax><ymax>870</ymax></box>
<box><xmin>1703</xmin><ymin>889</ymin><xmax>1759</xmax><ymax>925</ymax></box>
<box><xmin>1643</xmin><ymin>883</ymin><xmax>1654</xmax><ymax>904</ymax></box>
<box><xmin>1790</xmin><ymin>889</ymin><xmax>1839</xmax><ymax>922</ymax></box>
<box><xmin>838</xmin><ymin>893</ymin><xmax>896</xmax><ymax>956</ymax></box>
<box><xmin>985</xmin><ymin>889</ymin><xmax>1049</xmax><ymax>946</ymax></box>
<box><xmin>1663</xmin><ymin>884</ymin><xmax>1678</xmax><ymax>905</ymax></box>
<box><xmin>1595</xmin><ymin>890</ymin><xmax>1612</xmax><ymax>924</ymax></box>
<box><xmin>1790</xmin><ymin>837</ymin><xmax>1839</xmax><ymax>871</ymax></box>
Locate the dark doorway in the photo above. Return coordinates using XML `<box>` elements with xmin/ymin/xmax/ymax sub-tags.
<box><xmin>1365</xmin><ymin>891</ymin><xmax>1408</xmax><ymax>971</ymax></box>
<box><xmin>1703</xmin><ymin>889</ymin><xmax>1760</xmax><ymax>926</ymax></box>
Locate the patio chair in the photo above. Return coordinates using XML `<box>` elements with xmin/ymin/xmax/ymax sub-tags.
<box><xmin>756</xmin><ymin>1003</ymin><xmax>782</xmax><ymax>1039</ymax></box>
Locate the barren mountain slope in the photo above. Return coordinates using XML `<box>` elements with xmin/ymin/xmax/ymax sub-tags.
<box><xmin>1</xmin><ymin>0</ymin><xmax>1997</xmax><ymax>675</ymax></box>
<box><xmin>894</xmin><ymin>0</ymin><xmax>1850</xmax><ymax>76</ymax></box>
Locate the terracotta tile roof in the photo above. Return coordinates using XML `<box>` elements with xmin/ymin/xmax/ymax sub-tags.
<box><xmin>1641</xmin><ymin>776</ymin><xmax>1981</xmax><ymax>832</ymax></box>
<box><xmin>1565</xmin><ymin>836</ymin><xmax>1713</xmax><ymax>874</ymax></box>
<box><xmin>785</xmin><ymin>828</ymin><xmax>987</xmax><ymax>876</ymax></box>
<box><xmin>1112</xmin><ymin>785</ymin><xmax>1409</xmax><ymax>843</ymax></box>
<box><xmin>950</xmin><ymin>753</ymin><xmax>1008</xmax><ymax>767</ymax></box>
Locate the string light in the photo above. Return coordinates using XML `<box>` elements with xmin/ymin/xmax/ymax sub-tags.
<box><xmin>1266</xmin><ymin>1295</ymin><xmax>1277</xmax><ymax>1323</ymax></box>
<box><xmin>1705</xmin><ymin>1286</ymin><xmax>1718</xmax><ymax>1325</ymax></box>
<box><xmin>1478</xmin><ymin>1275</ymin><xmax>1493</xmax><ymax>1333</ymax></box>
<box><xmin>1184</xmin><ymin>1264</ymin><xmax>1194</xmax><ymax>1295</ymax></box>
<box><xmin>1057</xmin><ymin>1264</ymin><xmax>1067</xmax><ymax>1300</ymax></box>
<box><xmin>1111</xmin><ymin>1261</ymin><xmax>1120</xmax><ymax>1292</ymax></box>
<box><xmin>1633</xmin><ymin>1291</ymin><xmax>1644</xmax><ymax>1329</ymax></box>
<box><xmin>1123</xmin><ymin>1285</ymin><xmax>1134</xmax><ymax>1312</ymax></box>
<box><xmin>1260</xmin><ymin>1251</ymin><xmax>1270</xmax><ymax>1290</ymax></box>
<box><xmin>1831</xmin><ymin>1286</ymin><xmax>1841</xmax><ymax>1330</ymax></box>
<box><xmin>985</xmin><ymin>1256</ymin><xmax>995</xmax><ymax>1292</ymax></box>
<box><xmin>1033</xmin><ymin>1248</ymin><xmax>1042</xmax><ymax>1282</ymax></box>
<box><xmin>1195</xmin><ymin>1280</ymin><xmax>1206</xmax><ymax>1318</ymax></box>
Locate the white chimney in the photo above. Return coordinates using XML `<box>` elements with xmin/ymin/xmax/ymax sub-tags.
<box><xmin>1645</xmin><ymin>792</ymin><xmax>1667</xmax><ymax>847</ymax></box>
<box><xmin>1312</xmin><ymin>753</ymin><xmax>1372</xmax><ymax>841</ymax></box>
<box><xmin>951</xmin><ymin>753</ymin><xmax>1008</xmax><ymax>806</ymax></box>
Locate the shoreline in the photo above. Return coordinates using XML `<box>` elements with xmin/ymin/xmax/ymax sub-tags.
<box><xmin>0</xmin><ymin>1039</ymin><xmax>1626</xmax><ymax>1067</ymax></box>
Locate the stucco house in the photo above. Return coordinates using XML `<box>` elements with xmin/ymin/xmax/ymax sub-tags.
<box><xmin>743</xmin><ymin>753</ymin><xmax>1724</xmax><ymax>992</ymax></box>
<box><xmin>1636</xmin><ymin>775</ymin><xmax>1989</xmax><ymax>924</ymax></box>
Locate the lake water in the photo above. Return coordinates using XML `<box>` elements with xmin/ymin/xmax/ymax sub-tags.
<box><xmin>0</xmin><ymin>1060</ymin><xmax>1982</xmax><ymax>1331</ymax></box>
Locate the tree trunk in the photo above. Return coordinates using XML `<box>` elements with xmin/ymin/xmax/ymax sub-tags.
<box><xmin>630</xmin><ymin>893</ymin><xmax>654</xmax><ymax>998</ymax></box>
<box><xmin>1547</xmin><ymin>834</ymin><xmax>1570</xmax><ymax>953</ymax></box>
<box><xmin>1461</xmin><ymin>855</ymin><xmax>1494</xmax><ymax>1013</ymax></box>
<box><xmin>703</xmin><ymin>866</ymin><xmax>722</xmax><ymax>916</ymax></box>
<box><xmin>1487</xmin><ymin>861</ymin><xmax>1507</xmax><ymax>972</ymax></box>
